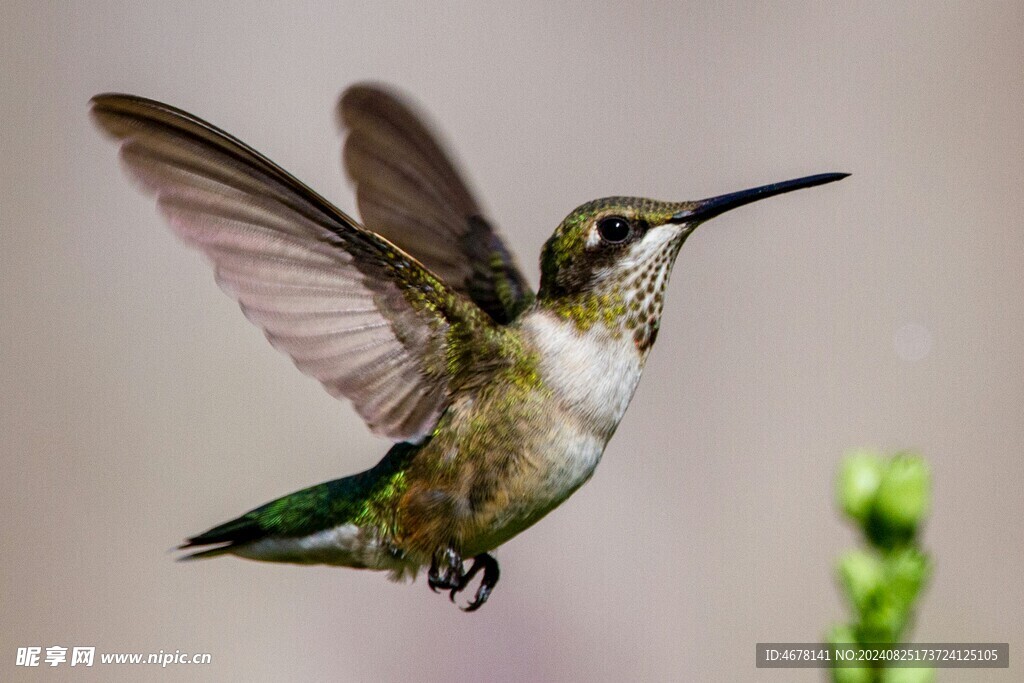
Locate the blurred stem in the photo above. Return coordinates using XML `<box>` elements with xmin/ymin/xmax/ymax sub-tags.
<box><xmin>827</xmin><ymin>451</ymin><xmax>934</xmax><ymax>683</ymax></box>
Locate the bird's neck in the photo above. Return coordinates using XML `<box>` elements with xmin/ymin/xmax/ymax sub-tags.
<box><xmin>535</xmin><ymin>276</ymin><xmax>670</xmax><ymax>355</ymax></box>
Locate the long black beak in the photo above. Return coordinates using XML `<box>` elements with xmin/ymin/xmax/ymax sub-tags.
<box><xmin>670</xmin><ymin>172</ymin><xmax>849</xmax><ymax>223</ymax></box>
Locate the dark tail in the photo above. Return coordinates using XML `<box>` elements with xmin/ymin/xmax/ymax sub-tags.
<box><xmin>177</xmin><ymin>515</ymin><xmax>267</xmax><ymax>561</ymax></box>
<box><xmin>176</xmin><ymin>442</ymin><xmax>419</xmax><ymax>561</ymax></box>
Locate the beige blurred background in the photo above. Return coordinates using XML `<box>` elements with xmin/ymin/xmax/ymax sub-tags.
<box><xmin>2</xmin><ymin>1</ymin><xmax>1022</xmax><ymax>681</ymax></box>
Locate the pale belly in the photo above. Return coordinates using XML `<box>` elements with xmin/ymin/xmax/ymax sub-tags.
<box><xmin>461</xmin><ymin>310</ymin><xmax>646</xmax><ymax>555</ymax></box>
<box><xmin>461</xmin><ymin>423</ymin><xmax>608</xmax><ymax>557</ymax></box>
<box><xmin>231</xmin><ymin>403</ymin><xmax>611</xmax><ymax>574</ymax></box>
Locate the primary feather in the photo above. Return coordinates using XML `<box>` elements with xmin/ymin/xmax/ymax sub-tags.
<box><xmin>339</xmin><ymin>84</ymin><xmax>533</xmax><ymax>324</ymax></box>
<box><xmin>90</xmin><ymin>93</ymin><xmax>506</xmax><ymax>443</ymax></box>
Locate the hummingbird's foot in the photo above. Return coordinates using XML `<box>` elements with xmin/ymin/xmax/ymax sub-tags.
<box><xmin>449</xmin><ymin>553</ymin><xmax>500</xmax><ymax>612</ymax></box>
<box><xmin>426</xmin><ymin>549</ymin><xmax>500</xmax><ymax>610</ymax></box>
<box><xmin>427</xmin><ymin>547</ymin><xmax>465</xmax><ymax>593</ymax></box>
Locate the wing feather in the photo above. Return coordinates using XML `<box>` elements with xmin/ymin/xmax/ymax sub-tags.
<box><xmin>339</xmin><ymin>84</ymin><xmax>534</xmax><ymax>324</ymax></box>
<box><xmin>92</xmin><ymin>93</ymin><xmax>506</xmax><ymax>442</ymax></box>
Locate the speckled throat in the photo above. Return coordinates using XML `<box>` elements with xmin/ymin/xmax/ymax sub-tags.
<box><xmin>541</xmin><ymin>221</ymin><xmax>690</xmax><ymax>354</ymax></box>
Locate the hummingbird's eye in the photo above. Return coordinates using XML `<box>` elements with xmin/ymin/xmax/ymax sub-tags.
<box><xmin>596</xmin><ymin>216</ymin><xmax>632</xmax><ymax>244</ymax></box>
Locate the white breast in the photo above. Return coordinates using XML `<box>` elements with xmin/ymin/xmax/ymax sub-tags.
<box><xmin>521</xmin><ymin>310</ymin><xmax>645</xmax><ymax>437</ymax></box>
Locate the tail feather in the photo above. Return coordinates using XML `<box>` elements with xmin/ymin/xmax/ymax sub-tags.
<box><xmin>176</xmin><ymin>442</ymin><xmax>419</xmax><ymax>563</ymax></box>
<box><xmin>177</xmin><ymin>544</ymin><xmax>236</xmax><ymax>561</ymax></box>
<box><xmin>176</xmin><ymin>514</ymin><xmax>267</xmax><ymax>560</ymax></box>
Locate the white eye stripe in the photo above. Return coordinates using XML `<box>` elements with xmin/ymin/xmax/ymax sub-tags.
<box><xmin>586</xmin><ymin>222</ymin><xmax>686</xmax><ymax>290</ymax></box>
<box><xmin>618</xmin><ymin>224</ymin><xmax>682</xmax><ymax>269</ymax></box>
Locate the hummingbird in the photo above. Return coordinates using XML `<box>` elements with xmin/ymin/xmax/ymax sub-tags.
<box><xmin>91</xmin><ymin>84</ymin><xmax>846</xmax><ymax>611</ymax></box>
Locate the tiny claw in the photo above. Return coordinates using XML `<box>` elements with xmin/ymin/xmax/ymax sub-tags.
<box><xmin>461</xmin><ymin>584</ymin><xmax>492</xmax><ymax>612</ymax></box>
<box><xmin>455</xmin><ymin>553</ymin><xmax>500</xmax><ymax>612</ymax></box>
<box><xmin>427</xmin><ymin>549</ymin><xmax>500</xmax><ymax>610</ymax></box>
<box><xmin>428</xmin><ymin>546</ymin><xmax>466</xmax><ymax>593</ymax></box>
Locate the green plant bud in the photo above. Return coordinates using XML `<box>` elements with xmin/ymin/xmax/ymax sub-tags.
<box><xmin>838</xmin><ymin>449</ymin><xmax>885</xmax><ymax>522</ymax></box>
<box><xmin>839</xmin><ymin>550</ymin><xmax>885</xmax><ymax>612</ymax></box>
<box><xmin>873</xmin><ymin>454</ymin><xmax>930</xmax><ymax>533</ymax></box>
<box><xmin>858</xmin><ymin>594</ymin><xmax>906</xmax><ymax>644</ymax></box>
<box><xmin>884</xmin><ymin>548</ymin><xmax>931</xmax><ymax>608</ymax></box>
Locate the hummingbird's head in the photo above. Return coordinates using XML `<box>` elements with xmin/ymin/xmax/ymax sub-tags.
<box><xmin>537</xmin><ymin>174</ymin><xmax>848</xmax><ymax>348</ymax></box>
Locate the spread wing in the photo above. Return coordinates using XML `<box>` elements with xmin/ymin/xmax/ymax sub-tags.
<box><xmin>91</xmin><ymin>93</ymin><xmax>507</xmax><ymax>443</ymax></box>
<box><xmin>338</xmin><ymin>84</ymin><xmax>533</xmax><ymax>325</ymax></box>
